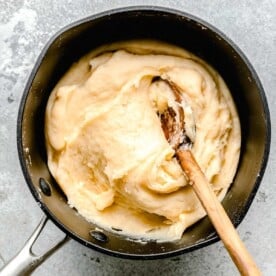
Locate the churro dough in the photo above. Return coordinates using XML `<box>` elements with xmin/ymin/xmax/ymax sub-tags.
<box><xmin>45</xmin><ymin>40</ymin><xmax>241</xmax><ymax>241</ymax></box>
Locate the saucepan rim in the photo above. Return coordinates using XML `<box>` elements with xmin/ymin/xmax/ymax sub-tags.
<box><xmin>16</xmin><ymin>6</ymin><xmax>271</xmax><ymax>259</ymax></box>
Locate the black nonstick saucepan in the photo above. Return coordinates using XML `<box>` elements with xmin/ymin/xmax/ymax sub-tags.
<box><xmin>0</xmin><ymin>6</ymin><xmax>270</xmax><ymax>275</ymax></box>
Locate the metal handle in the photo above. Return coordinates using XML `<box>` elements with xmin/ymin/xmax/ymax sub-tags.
<box><xmin>0</xmin><ymin>216</ymin><xmax>69</xmax><ymax>276</ymax></box>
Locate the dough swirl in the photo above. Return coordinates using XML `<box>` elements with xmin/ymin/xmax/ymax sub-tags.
<box><xmin>45</xmin><ymin>40</ymin><xmax>241</xmax><ymax>241</ymax></box>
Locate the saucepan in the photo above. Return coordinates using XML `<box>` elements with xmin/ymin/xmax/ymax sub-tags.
<box><xmin>0</xmin><ymin>6</ymin><xmax>270</xmax><ymax>275</ymax></box>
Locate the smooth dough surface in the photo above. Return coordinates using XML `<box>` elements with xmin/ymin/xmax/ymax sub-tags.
<box><xmin>45</xmin><ymin>40</ymin><xmax>241</xmax><ymax>241</ymax></box>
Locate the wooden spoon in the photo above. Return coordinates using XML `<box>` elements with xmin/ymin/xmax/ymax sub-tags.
<box><xmin>158</xmin><ymin>78</ymin><xmax>260</xmax><ymax>276</ymax></box>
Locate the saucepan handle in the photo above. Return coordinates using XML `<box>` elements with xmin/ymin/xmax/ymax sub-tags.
<box><xmin>0</xmin><ymin>215</ymin><xmax>69</xmax><ymax>276</ymax></box>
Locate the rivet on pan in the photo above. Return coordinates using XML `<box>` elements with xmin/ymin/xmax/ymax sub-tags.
<box><xmin>89</xmin><ymin>230</ymin><xmax>109</xmax><ymax>243</ymax></box>
<box><xmin>39</xmin><ymin>178</ymin><xmax>52</xmax><ymax>196</ymax></box>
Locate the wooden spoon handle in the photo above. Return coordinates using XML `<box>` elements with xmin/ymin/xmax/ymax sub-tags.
<box><xmin>177</xmin><ymin>149</ymin><xmax>261</xmax><ymax>276</ymax></box>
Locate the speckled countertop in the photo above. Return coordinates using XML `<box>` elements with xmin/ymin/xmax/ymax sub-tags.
<box><xmin>0</xmin><ymin>1</ymin><xmax>275</xmax><ymax>275</ymax></box>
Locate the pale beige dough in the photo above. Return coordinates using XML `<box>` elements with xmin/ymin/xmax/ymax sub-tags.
<box><xmin>45</xmin><ymin>40</ymin><xmax>241</xmax><ymax>241</ymax></box>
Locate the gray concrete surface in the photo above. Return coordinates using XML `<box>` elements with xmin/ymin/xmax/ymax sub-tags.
<box><xmin>0</xmin><ymin>0</ymin><xmax>275</xmax><ymax>275</ymax></box>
